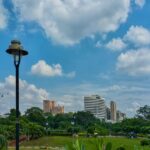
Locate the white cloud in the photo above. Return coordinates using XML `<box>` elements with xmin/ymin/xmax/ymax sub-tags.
<box><xmin>0</xmin><ymin>0</ymin><xmax>8</xmax><ymax>29</ymax></box>
<box><xmin>64</xmin><ymin>71</ymin><xmax>76</xmax><ymax>78</ymax></box>
<box><xmin>117</xmin><ymin>48</ymin><xmax>150</xmax><ymax>75</ymax></box>
<box><xmin>95</xmin><ymin>41</ymin><xmax>102</xmax><ymax>48</ymax></box>
<box><xmin>105</xmin><ymin>38</ymin><xmax>126</xmax><ymax>51</ymax></box>
<box><xmin>135</xmin><ymin>0</ymin><xmax>145</xmax><ymax>8</ymax></box>
<box><xmin>12</xmin><ymin>0</ymin><xmax>130</xmax><ymax>45</ymax></box>
<box><xmin>0</xmin><ymin>75</ymin><xmax>49</xmax><ymax>114</ymax></box>
<box><xmin>124</xmin><ymin>25</ymin><xmax>150</xmax><ymax>47</ymax></box>
<box><xmin>126</xmin><ymin>101</ymin><xmax>140</xmax><ymax>114</ymax></box>
<box><xmin>31</xmin><ymin>60</ymin><xmax>75</xmax><ymax>78</ymax></box>
<box><xmin>50</xmin><ymin>82</ymin><xmax>150</xmax><ymax>116</ymax></box>
<box><xmin>31</xmin><ymin>60</ymin><xmax>63</xmax><ymax>77</ymax></box>
<box><xmin>57</xmin><ymin>94</ymin><xmax>83</xmax><ymax>112</ymax></box>
<box><xmin>102</xmin><ymin>25</ymin><xmax>150</xmax><ymax>52</ymax></box>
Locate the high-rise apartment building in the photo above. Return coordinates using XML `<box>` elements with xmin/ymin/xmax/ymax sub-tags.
<box><xmin>110</xmin><ymin>101</ymin><xmax>117</xmax><ymax>122</ymax></box>
<box><xmin>43</xmin><ymin>100</ymin><xmax>64</xmax><ymax>115</ymax></box>
<box><xmin>84</xmin><ymin>95</ymin><xmax>106</xmax><ymax>120</ymax></box>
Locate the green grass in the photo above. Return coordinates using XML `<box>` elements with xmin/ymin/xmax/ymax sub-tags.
<box><xmin>8</xmin><ymin>136</ymin><xmax>150</xmax><ymax>150</ymax></box>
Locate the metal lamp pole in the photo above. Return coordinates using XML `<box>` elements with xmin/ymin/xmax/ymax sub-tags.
<box><xmin>6</xmin><ymin>40</ymin><xmax>28</xmax><ymax>150</ymax></box>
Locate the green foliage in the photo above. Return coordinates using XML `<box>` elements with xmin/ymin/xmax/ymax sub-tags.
<box><xmin>74</xmin><ymin>111</ymin><xmax>97</xmax><ymax>129</ymax></box>
<box><xmin>25</xmin><ymin>107</ymin><xmax>46</xmax><ymax>126</ymax></box>
<box><xmin>0</xmin><ymin>135</ymin><xmax>7</xmax><ymax>150</ymax></box>
<box><xmin>48</xmin><ymin>129</ymin><xmax>71</xmax><ymax>136</ymax></box>
<box><xmin>67</xmin><ymin>126</ymin><xmax>80</xmax><ymax>134</ymax></box>
<box><xmin>140</xmin><ymin>139</ymin><xmax>150</xmax><ymax>146</ymax></box>
<box><xmin>95</xmin><ymin>138</ymin><xmax>104</xmax><ymax>150</ymax></box>
<box><xmin>116</xmin><ymin>146</ymin><xmax>125</xmax><ymax>150</ymax></box>
<box><xmin>0</xmin><ymin>105</ymin><xmax>150</xmax><ymax>142</ymax></box>
<box><xmin>95</xmin><ymin>138</ymin><xmax>112</xmax><ymax>150</ymax></box>
<box><xmin>111</xmin><ymin>113</ymin><xmax>150</xmax><ymax>135</ymax></box>
<box><xmin>105</xmin><ymin>142</ymin><xmax>112</xmax><ymax>150</ymax></box>
<box><xmin>95</xmin><ymin>126</ymin><xmax>109</xmax><ymax>136</ymax></box>
<box><xmin>8</xmin><ymin>108</ymin><xmax>21</xmax><ymax>120</ymax></box>
<box><xmin>136</xmin><ymin>105</ymin><xmax>150</xmax><ymax>120</ymax></box>
<box><xmin>26</xmin><ymin>122</ymin><xmax>44</xmax><ymax>139</ymax></box>
<box><xmin>87</xmin><ymin>126</ymin><xmax>95</xmax><ymax>134</ymax></box>
<box><xmin>73</xmin><ymin>139</ymin><xmax>85</xmax><ymax>150</ymax></box>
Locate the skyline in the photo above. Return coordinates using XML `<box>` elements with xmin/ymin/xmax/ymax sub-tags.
<box><xmin>0</xmin><ymin>0</ymin><xmax>150</xmax><ymax>117</ymax></box>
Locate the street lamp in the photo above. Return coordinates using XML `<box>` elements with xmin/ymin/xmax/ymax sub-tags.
<box><xmin>6</xmin><ymin>40</ymin><xmax>28</xmax><ymax>150</ymax></box>
<box><xmin>71</xmin><ymin>115</ymin><xmax>76</xmax><ymax>135</ymax></box>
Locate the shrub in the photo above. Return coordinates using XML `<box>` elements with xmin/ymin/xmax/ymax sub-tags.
<box><xmin>48</xmin><ymin>130</ymin><xmax>72</xmax><ymax>136</ymax></box>
<box><xmin>140</xmin><ymin>139</ymin><xmax>150</xmax><ymax>146</ymax></box>
<box><xmin>116</xmin><ymin>146</ymin><xmax>125</xmax><ymax>150</ymax></box>
<box><xmin>0</xmin><ymin>135</ymin><xmax>7</xmax><ymax>150</ymax></box>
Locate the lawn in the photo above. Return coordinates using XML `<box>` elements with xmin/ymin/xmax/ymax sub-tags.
<box><xmin>8</xmin><ymin>136</ymin><xmax>150</xmax><ymax>150</ymax></box>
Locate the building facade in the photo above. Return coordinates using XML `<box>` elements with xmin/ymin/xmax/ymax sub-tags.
<box><xmin>110</xmin><ymin>101</ymin><xmax>117</xmax><ymax>122</ymax></box>
<box><xmin>43</xmin><ymin>100</ymin><xmax>64</xmax><ymax>115</ymax></box>
<box><xmin>106</xmin><ymin>107</ymin><xmax>111</xmax><ymax>120</ymax></box>
<box><xmin>117</xmin><ymin>110</ymin><xmax>126</xmax><ymax>122</ymax></box>
<box><xmin>84</xmin><ymin>95</ymin><xmax>106</xmax><ymax>120</ymax></box>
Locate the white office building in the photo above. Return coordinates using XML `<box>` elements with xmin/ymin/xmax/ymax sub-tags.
<box><xmin>84</xmin><ymin>95</ymin><xmax>106</xmax><ymax>120</ymax></box>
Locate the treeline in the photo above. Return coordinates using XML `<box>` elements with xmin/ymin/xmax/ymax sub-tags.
<box><xmin>0</xmin><ymin>105</ymin><xmax>149</xmax><ymax>140</ymax></box>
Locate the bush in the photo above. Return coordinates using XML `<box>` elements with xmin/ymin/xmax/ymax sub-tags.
<box><xmin>78</xmin><ymin>132</ymin><xmax>86</xmax><ymax>137</ymax></box>
<box><xmin>48</xmin><ymin>130</ymin><xmax>72</xmax><ymax>136</ymax></box>
<box><xmin>0</xmin><ymin>135</ymin><xmax>7</xmax><ymax>150</ymax></box>
<box><xmin>116</xmin><ymin>146</ymin><xmax>125</xmax><ymax>150</ymax></box>
<box><xmin>140</xmin><ymin>139</ymin><xmax>150</xmax><ymax>146</ymax></box>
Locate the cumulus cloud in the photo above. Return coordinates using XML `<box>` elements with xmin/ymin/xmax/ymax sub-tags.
<box><xmin>0</xmin><ymin>75</ymin><xmax>49</xmax><ymax>114</ymax></box>
<box><xmin>31</xmin><ymin>60</ymin><xmax>63</xmax><ymax>77</ymax></box>
<box><xmin>105</xmin><ymin>38</ymin><xmax>126</xmax><ymax>51</ymax></box>
<box><xmin>12</xmin><ymin>0</ymin><xmax>130</xmax><ymax>45</ymax></box>
<box><xmin>135</xmin><ymin>0</ymin><xmax>145</xmax><ymax>8</ymax></box>
<box><xmin>117</xmin><ymin>48</ymin><xmax>150</xmax><ymax>76</ymax></box>
<box><xmin>31</xmin><ymin>60</ymin><xmax>75</xmax><ymax>78</ymax></box>
<box><xmin>0</xmin><ymin>0</ymin><xmax>8</xmax><ymax>29</ymax></box>
<box><xmin>124</xmin><ymin>25</ymin><xmax>150</xmax><ymax>47</ymax></box>
<box><xmin>102</xmin><ymin>25</ymin><xmax>150</xmax><ymax>52</ymax></box>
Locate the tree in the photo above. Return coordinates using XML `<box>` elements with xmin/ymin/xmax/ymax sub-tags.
<box><xmin>9</xmin><ymin>108</ymin><xmax>21</xmax><ymax>120</ymax></box>
<box><xmin>26</xmin><ymin>123</ymin><xmax>44</xmax><ymax>139</ymax></box>
<box><xmin>74</xmin><ymin>111</ymin><xmax>97</xmax><ymax>129</ymax></box>
<box><xmin>52</xmin><ymin>113</ymin><xmax>73</xmax><ymax>129</ymax></box>
<box><xmin>87</xmin><ymin>126</ymin><xmax>95</xmax><ymax>134</ymax></box>
<box><xmin>136</xmin><ymin>105</ymin><xmax>150</xmax><ymax>120</ymax></box>
<box><xmin>24</xmin><ymin>107</ymin><xmax>46</xmax><ymax>126</ymax></box>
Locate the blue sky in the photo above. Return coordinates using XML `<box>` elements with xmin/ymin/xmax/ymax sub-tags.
<box><xmin>0</xmin><ymin>0</ymin><xmax>150</xmax><ymax>117</ymax></box>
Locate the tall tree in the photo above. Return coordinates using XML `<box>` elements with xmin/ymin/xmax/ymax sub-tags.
<box><xmin>8</xmin><ymin>108</ymin><xmax>21</xmax><ymax>121</ymax></box>
<box><xmin>136</xmin><ymin>105</ymin><xmax>150</xmax><ymax>120</ymax></box>
<box><xmin>74</xmin><ymin>111</ymin><xmax>97</xmax><ymax>129</ymax></box>
<box><xmin>24</xmin><ymin>107</ymin><xmax>45</xmax><ymax>126</ymax></box>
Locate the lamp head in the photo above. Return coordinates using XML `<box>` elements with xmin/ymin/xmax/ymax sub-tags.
<box><xmin>6</xmin><ymin>40</ymin><xmax>28</xmax><ymax>56</ymax></box>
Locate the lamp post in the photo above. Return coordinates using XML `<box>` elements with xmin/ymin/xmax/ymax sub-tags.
<box><xmin>71</xmin><ymin>115</ymin><xmax>76</xmax><ymax>135</ymax></box>
<box><xmin>6</xmin><ymin>40</ymin><xmax>28</xmax><ymax>150</ymax></box>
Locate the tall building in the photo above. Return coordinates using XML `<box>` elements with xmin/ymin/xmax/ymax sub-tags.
<box><xmin>117</xmin><ymin>110</ymin><xmax>126</xmax><ymax>122</ymax></box>
<box><xmin>110</xmin><ymin>101</ymin><xmax>117</xmax><ymax>122</ymax></box>
<box><xmin>106</xmin><ymin>107</ymin><xmax>111</xmax><ymax>120</ymax></box>
<box><xmin>43</xmin><ymin>100</ymin><xmax>64</xmax><ymax>115</ymax></box>
<box><xmin>84</xmin><ymin>95</ymin><xmax>106</xmax><ymax>120</ymax></box>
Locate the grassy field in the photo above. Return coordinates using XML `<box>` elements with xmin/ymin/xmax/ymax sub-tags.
<box><xmin>8</xmin><ymin>136</ymin><xmax>150</xmax><ymax>150</ymax></box>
